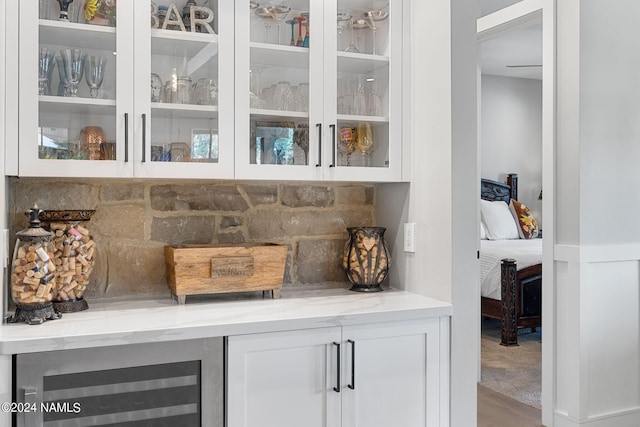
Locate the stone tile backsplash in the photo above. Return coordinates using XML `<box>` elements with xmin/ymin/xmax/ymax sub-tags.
<box><xmin>8</xmin><ymin>178</ymin><xmax>376</xmax><ymax>301</ymax></box>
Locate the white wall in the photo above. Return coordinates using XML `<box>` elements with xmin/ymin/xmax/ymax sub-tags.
<box><xmin>554</xmin><ymin>0</ymin><xmax>640</xmax><ymax>425</ymax></box>
<box><xmin>481</xmin><ymin>74</ymin><xmax>542</xmax><ymax>223</ymax></box>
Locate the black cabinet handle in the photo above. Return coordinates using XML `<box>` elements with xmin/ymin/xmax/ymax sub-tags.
<box><xmin>348</xmin><ymin>339</ymin><xmax>355</xmax><ymax>389</ymax></box>
<box><xmin>333</xmin><ymin>341</ymin><xmax>341</xmax><ymax>392</ymax></box>
<box><xmin>141</xmin><ymin>113</ymin><xmax>147</xmax><ymax>163</ymax></box>
<box><xmin>329</xmin><ymin>124</ymin><xmax>336</xmax><ymax>167</ymax></box>
<box><xmin>315</xmin><ymin>123</ymin><xmax>322</xmax><ymax>167</ymax></box>
<box><xmin>124</xmin><ymin>113</ymin><xmax>129</xmax><ymax>162</ymax></box>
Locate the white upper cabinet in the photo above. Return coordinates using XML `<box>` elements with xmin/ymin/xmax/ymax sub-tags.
<box><xmin>13</xmin><ymin>0</ymin><xmax>404</xmax><ymax>182</ymax></box>
<box><xmin>234</xmin><ymin>0</ymin><xmax>403</xmax><ymax>182</ymax></box>
<box><xmin>17</xmin><ymin>0</ymin><xmax>234</xmax><ymax>179</ymax></box>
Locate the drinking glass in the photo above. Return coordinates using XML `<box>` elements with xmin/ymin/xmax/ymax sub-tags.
<box><xmin>353</xmin><ymin>75</ymin><xmax>367</xmax><ymax>116</ymax></box>
<box><xmin>38</xmin><ymin>48</ymin><xmax>56</xmax><ymax>96</ymax></box>
<box><xmin>338</xmin><ymin>126</ymin><xmax>356</xmax><ymax>166</ymax></box>
<box><xmin>59</xmin><ymin>48</ymin><xmax>86</xmax><ymax>97</ymax></box>
<box><xmin>85</xmin><ymin>55</ymin><xmax>106</xmax><ymax>98</ymax></box>
<box><xmin>151</xmin><ymin>73</ymin><xmax>163</xmax><ymax>102</ymax></box>
<box><xmin>355</xmin><ymin>122</ymin><xmax>374</xmax><ymax>166</ymax></box>
<box><xmin>249</xmin><ymin>66</ymin><xmax>267</xmax><ymax>108</ymax></box>
<box><xmin>300</xmin><ymin>12</ymin><xmax>309</xmax><ymax>47</ymax></box>
<box><xmin>337</xmin><ymin>12</ymin><xmax>352</xmax><ymax>51</ymax></box>
<box><xmin>363</xmin><ymin>10</ymin><xmax>389</xmax><ymax>55</ymax></box>
<box><xmin>55</xmin><ymin>0</ymin><xmax>74</xmax><ymax>21</ymax></box>
<box><xmin>39</xmin><ymin>0</ymin><xmax>52</xmax><ymax>19</ymax></box>
<box><xmin>194</xmin><ymin>78</ymin><xmax>218</xmax><ymax>105</ymax></box>
<box><xmin>255</xmin><ymin>7</ymin><xmax>274</xmax><ymax>43</ymax></box>
<box><xmin>267</xmin><ymin>5</ymin><xmax>291</xmax><ymax>45</ymax></box>
<box><xmin>273</xmin><ymin>81</ymin><xmax>292</xmax><ymax>110</ymax></box>
<box><xmin>55</xmin><ymin>55</ymin><xmax>69</xmax><ymax>96</ymax></box>
<box><xmin>297</xmin><ymin>82</ymin><xmax>309</xmax><ymax>112</ymax></box>
<box><xmin>367</xmin><ymin>77</ymin><xmax>383</xmax><ymax>116</ymax></box>
<box><xmin>287</xmin><ymin>19</ymin><xmax>297</xmax><ymax>46</ymax></box>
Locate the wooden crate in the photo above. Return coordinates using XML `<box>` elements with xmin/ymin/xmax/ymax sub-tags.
<box><xmin>164</xmin><ymin>243</ymin><xmax>288</xmax><ymax>304</ymax></box>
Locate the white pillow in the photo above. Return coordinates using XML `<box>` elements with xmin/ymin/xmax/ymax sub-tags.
<box><xmin>480</xmin><ymin>199</ymin><xmax>520</xmax><ymax>240</ymax></box>
<box><xmin>480</xmin><ymin>221</ymin><xmax>488</xmax><ymax>240</ymax></box>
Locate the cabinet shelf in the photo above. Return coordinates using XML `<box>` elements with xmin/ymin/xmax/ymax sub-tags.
<box><xmin>337</xmin><ymin>53</ymin><xmax>389</xmax><ymax>75</ymax></box>
<box><xmin>151</xmin><ymin>28</ymin><xmax>219</xmax><ymax>58</ymax></box>
<box><xmin>337</xmin><ymin>114</ymin><xmax>389</xmax><ymax>123</ymax></box>
<box><xmin>250</xmin><ymin>109</ymin><xmax>308</xmax><ymax>122</ymax></box>
<box><xmin>39</xmin><ymin>20</ymin><xmax>116</xmax><ymax>51</ymax></box>
<box><xmin>151</xmin><ymin>103</ymin><xmax>219</xmax><ymax>119</ymax></box>
<box><xmin>250</xmin><ymin>43</ymin><xmax>309</xmax><ymax>69</ymax></box>
<box><xmin>39</xmin><ymin>95</ymin><xmax>116</xmax><ymax>115</ymax></box>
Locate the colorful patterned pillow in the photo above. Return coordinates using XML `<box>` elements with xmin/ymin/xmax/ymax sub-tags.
<box><xmin>509</xmin><ymin>199</ymin><xmax>539</xmax><ymax>239</ymax></box>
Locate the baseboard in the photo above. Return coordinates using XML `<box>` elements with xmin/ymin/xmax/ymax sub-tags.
<box><xmin>554</xmin><ymin>407</ymin><xmax>640</xmax><ymax>426</ymax></box>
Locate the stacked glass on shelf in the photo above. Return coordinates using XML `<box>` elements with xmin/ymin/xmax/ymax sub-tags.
<box><xmin>39</xmin><ymin>47</ymin><xmax>106</xmax><ymax>98</ymax></box>
<box><xmin>337</xmin><ymin>74</ymin><xmax>383</xmax><ymax>117</ymax></box>
<box><xmin>336</xmin><ymin>6</ymin><xmax>389</xmax><ymax>55</ymax></box>
<box><xmin>249</xmin><ymin>67</ymin><xmax>309</xmax><ymax>112</ymax></box>
<box><xmin>150</xmin><ymin>73</ymin><xmax>217</xmax><ymax>105</ymax></box>
<box><xmin>251</xmin><ymin>1</ymin><xmax>309</xmax><ymax>47</ymax></box>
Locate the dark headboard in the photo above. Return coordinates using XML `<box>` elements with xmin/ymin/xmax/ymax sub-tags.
<box><xmin>481</xmin><ymin>173</ymin><xmax>518</xmax><ymax>203</ymax></box>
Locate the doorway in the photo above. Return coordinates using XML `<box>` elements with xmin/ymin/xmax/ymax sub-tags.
<box><xmin>477</xmin><ymin>0</ymin><xmax>554</xmax><ymax>425</ymax></box>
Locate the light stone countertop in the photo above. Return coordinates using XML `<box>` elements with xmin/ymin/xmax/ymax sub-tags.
<box><xmin>0</xmin><ymin>287</ymin><xmax>452</xmax><ymax>355</ymax></box>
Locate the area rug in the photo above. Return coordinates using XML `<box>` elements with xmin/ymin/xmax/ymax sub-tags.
<box><xmin>480</xmin><ymin>318</ymin><xmax>541</xmax><ymax>409</ymax></box>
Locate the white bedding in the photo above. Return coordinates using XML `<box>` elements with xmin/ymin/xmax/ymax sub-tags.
<box><xmin>480</xmin><ymin>239</ymin><xmax>542</xmax><ymax>301</ymax></box>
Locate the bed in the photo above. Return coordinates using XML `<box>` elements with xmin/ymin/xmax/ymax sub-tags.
<box><xmin>480</xmin><ymin>173</ymin><xmax>542</xmax><ymax>346</ymax></box>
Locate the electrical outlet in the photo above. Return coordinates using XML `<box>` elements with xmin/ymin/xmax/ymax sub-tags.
<box><xmin>404</xmin><ymin>223</ymin><xmax>416</xmax><ymax>253</ymax></box>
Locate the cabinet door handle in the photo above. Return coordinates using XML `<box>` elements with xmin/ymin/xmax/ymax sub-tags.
<box><xmin>329</xmin><ymin>124</ymin><xmax>336</xmax><ymax>168</ymax></box>
<box><xmin>141</xmin><ymin>113</ymin><xmax>147</xmax><ymax>163</ymax></box>
<box><xmin>333</xmin><ymin>341</ymin><xmax>341</xmax><ymax>392</ymax></box>
<box><xmin>348</xmin><ymin>339</ymin><xmax>355</xmax><ymax>389</ymax></box>
<box><xmin>124</xmin><ymin>113</ymin><xmax>129</xmax><ymax>163</ymax></box>
<box><xmin>23</xmin><ymin>388</ymin><xmax>38</xmax><ymax>427</ymax></box>
<box><xmin>315</xmin><ymin>123</ymin><xmax>322</xmax><ymax>167</ymax></box>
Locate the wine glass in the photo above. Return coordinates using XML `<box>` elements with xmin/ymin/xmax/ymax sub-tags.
<box><xmin>300</xmin><ymin>12</ymin><xmax>310</xmax><ymax>47</ymax></box>
<box><xmin>59</xmin><ymin>48</ymin><xmax>86</xmax><ymax>97</ymax></box>
<box><xmin>55</xmin><ymin>0</ymin><xmax>74</xmax><ymax>21</ymax></box>
<box><xmin>255</xmin><ymin>7</ymin><xmax>274</xmax><ymax>43</ymax></box>
<box><xmin>85</xmin><ymin>55</ymin><xmax>106</xmax><ymax>98</ymax></box>
<box><xmin>38</xmin><ymin>48</ymin><xmax>55</xmax><ymax>96</ymax></box>
<box><xmin>286</xmin><ymin>19</ymin><xmax>297</xmax><ymax>46</ymax></box>
<box><xmin>345</xmin><ymin>18</ymin><xmax>368</xmax><ymax>53</ymax></box>
<box><xmin>338</xmin><ymin>126</ymin><xmax>356</xmax><ymax>166</ymax></box>
<box><xmin>266</xmin><ymin>5</ymin><xmax>291</xmax><ymax>45</ymax></box>
<box><xmin>55</xmin><ymin>55</ymin><xmax>69</xmax><ymax>96</ymax></box>
<box><xmin>355</xmin><ymin>122</ymin><xmax>374</xmax><ymax>167</ymax></box>
<box><xmin>337</xmin><ymin>12</ymin><xmax>352</xmax><ymax>51</ymax></box>
<box><xmin>362</xmin><ymin>10</ymin><xmax>389</xmax><ymax>55</ymax></box>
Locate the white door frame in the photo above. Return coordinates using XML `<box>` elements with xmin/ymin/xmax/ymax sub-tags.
<box><xmin>477</xmin><ymin>0</ymin><xmax>555</xmax><ymax>425</ymax></box>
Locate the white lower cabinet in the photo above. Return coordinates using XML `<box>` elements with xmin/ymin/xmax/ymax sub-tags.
<box><xmin>226</xmin><ymin>318</ymin><xmax>447</xmax><ymax>427</ymax></box>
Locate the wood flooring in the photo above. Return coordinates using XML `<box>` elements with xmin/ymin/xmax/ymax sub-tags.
<box><xmin>478</xmin><ymin>384</ymin><xmax>543</xmax><ymax>427</ymax></box>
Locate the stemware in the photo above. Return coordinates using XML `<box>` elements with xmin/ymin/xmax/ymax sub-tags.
<box><xmin>59</xmin><ymin>48</ymin><xmax>86</xmax><ymax>97</ymax></box>
<box><xmin>336</xmin><ymin>12</ymin><xmax>352</xmax><ymax>51</ymax></box>
<box><xmin>55</xmin><ymin>56</ymin><xmax>69</xmax><ymax>96</ymax></box>
<box><xmin>345</xmin><ymin>18</ymin><xmax>368</xmax><ymax>53</ymax></box>
<box><xmin>55</xmin><ymin>0</ymin><xmax>74</xmax><ymax>21</ymax></box>
<box><xmin>85</xmin><ymin>55</ymin><xmax>106</xmax><ymax>98</ymax></box>
<box><xmin>300</xmin><ymin>12</ymin><xmax>310</xmax><ymax>47</ymax></box>
<box><xmin>355</xmin><ymin>122</ymin><xmax>374</xmax><ymax>166</ymax></box>
<box><xmin>295</xmin><ymin>16</ymin><xmax>305</xmax><ymax>47</ymax></box>
<box><xmin>338</xmin><ymin>126</ymin><xmax>356</xmax><ymax>166</ymax></box>
<box><xmin>363</xmin><ymin>10</ymin><xmax>389</xmax><ymax>55</ymax></box>
<box><xmin>255</xmin><ymin>7</ymin><xmax>274</xmax><ymax>43</ymax></box>
<box><xmin>38</xmin><ymin>48</ymin><xmax>56</xmax><ymax>96</ymax></box>
<box><xmin>367</xmin><ymin>76</ymin><xmax>383</xmax><ymax>116</ymax></box>
<box><xmin>249</xmin><ymin>66</ymin><xmax>267</xmax><ymax>108</ymax></box>
<box><xmin>353</xmin><ymin>75</ymin><xmax>367</xmax><ymax>115</ymax></box>
<box><xmin>286</xmin><ymin>19</ymin><xmax>297</xmax><ymax>46</ymax></box>
<box><xmin>266</xmin><ymin>5</ymin><xmax>291</xmax><ymax>45</ymax></box>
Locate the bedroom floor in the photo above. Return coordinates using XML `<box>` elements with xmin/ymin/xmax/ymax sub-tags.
<box><xmin>480</xmin><ymin>317</ymin><xmax>542</xmax><ymax>409</ymax></box>
<box><xmin>478</xmin><ymin>384</ymin><xmax>542</xmax><ymax>427</ymax></box>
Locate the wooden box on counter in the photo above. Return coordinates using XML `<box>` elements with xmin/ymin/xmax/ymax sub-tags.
<box><xmin>164</xmin><ymin>243</ymin><xmax>288</xmax><ymax>304</ymax></box>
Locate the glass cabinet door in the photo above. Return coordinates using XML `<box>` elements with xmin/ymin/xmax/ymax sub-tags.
<box><xmin>326</xmin><ymin>0</ymin><xmax>402</xmax><ymax>182</ymax></box>
<box><xmin>134</xmin><ymin>0</ymin><xmax>234</xmax><ymax>179</ymax></box>
<box><xmin>236</xmin><ymin>0</ymin><xmax>323</xmax><ymax>181</ymax></box>
<box><xmin>19</xmin><ymin>0</ymin><xmax>130</xmax><ymax>177</ymax></box>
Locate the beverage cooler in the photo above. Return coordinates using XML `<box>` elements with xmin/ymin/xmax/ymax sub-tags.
<box><xmin>13</xmin><ymin>338</ymin><xmax>224</xmax><ymax>427</ymax></box>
